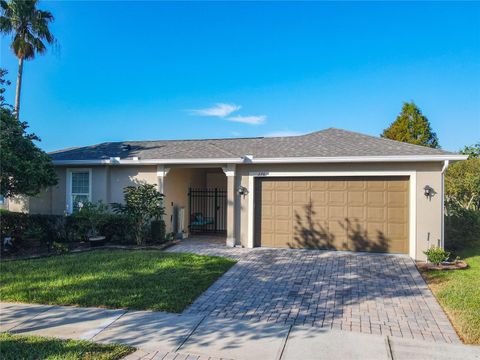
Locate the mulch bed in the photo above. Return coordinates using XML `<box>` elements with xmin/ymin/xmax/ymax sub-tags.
<box><xmin>416</xmin><ymin>261</ymin><xmax>469</xmax><ymax>271</ymax></box>
<box><xmin>0</xmin><ymin>240</ymin><xmax>179</xmax><ymax>261</ymax></box>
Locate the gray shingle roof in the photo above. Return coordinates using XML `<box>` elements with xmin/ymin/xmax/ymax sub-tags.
<box><xmin>49</xmin><ymin>128</ymin><xmax>455</xmax><ymax>161</ymax></box>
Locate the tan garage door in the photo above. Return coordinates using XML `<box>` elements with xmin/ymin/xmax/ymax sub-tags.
<box><xmin>254</xmin><ymin>177</ymin><xmax>409</xmax><ymax>254</ymax></box>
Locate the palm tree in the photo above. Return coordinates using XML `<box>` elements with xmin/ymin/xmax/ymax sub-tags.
<box><xmin>0</xmin><ymin>0</ymin><xmax>54</xmax><ymax>119</ymax></box>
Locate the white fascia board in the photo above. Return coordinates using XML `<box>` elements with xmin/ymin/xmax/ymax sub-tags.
<box><xmin>249</xmin><ymin>154</ymin><xmax>468</xmax><ymax>163</ymax></box>
<box><xmin>52</xmin><ymin>158</ymin><xmax>244</xmax><ymax>166</ymax></box>
<box><xmin>51</xmin><ymin>154</ymin><xmax>467</xmax><ymax>166</ymax></box>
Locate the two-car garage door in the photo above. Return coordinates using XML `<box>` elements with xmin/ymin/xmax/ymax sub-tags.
<box><xmin>254</xmin><ymin>176</ymin><xmax>409</xmax><ymax>254</ymax></box>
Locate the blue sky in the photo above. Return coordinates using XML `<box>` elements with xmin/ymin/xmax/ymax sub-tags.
<box><xmin>1</xmin><ymin>1</ymin><xmax>479</xmax><ymax>152</ymax></box>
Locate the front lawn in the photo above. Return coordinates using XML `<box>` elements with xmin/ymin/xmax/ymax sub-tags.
<box><xmin>421</xmin><ymin>241</ymin><xmax>480</xmax><ymax>344</ymax></box>
<box><xmin>0</xmin><ymin>250</ymin><xmax>235</xmax><ymax>312</ymax></box>
<box><xmin>0</xmin><ymin>333</ymin><xmax>134</xmax><ymax>360</ymax></box>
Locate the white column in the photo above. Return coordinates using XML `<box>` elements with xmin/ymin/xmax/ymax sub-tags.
<box><xmin>223</xmin><ymin>164</ymin><xmax>236</xmax><ymax>247</ymax></box>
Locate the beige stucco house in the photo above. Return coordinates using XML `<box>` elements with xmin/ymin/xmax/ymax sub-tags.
<box><xmin>18</xmin><ymin>128</ymin><xmax>466</xmax><ymax>260</ymax></box>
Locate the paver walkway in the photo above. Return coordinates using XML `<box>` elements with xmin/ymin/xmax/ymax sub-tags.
<box><xmin>167</xmin><ymin>238</ymin><xmax>459</xmax><ymax>344</ymax></box>
<box><xmin>2</xmin><ymin>302</ymin><xmax>479</xmax><ymax>360</ymax></box>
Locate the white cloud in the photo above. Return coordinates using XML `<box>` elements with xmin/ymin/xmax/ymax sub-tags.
<box><xmin>189</xmin><ymin>103</ymin><xmax>241</xmax><ymax>118</ymax></box>
<box><xmin>264</xmin><ymin>130</ymin><xmax>304</xmax><ymax>137</ymax></box>
<box><xmin>227</xmin><ymin>115</ymin><xmax>266</xmax><ymax>125</ymax></box>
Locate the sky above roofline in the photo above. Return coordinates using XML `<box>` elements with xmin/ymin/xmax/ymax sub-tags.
<box><xmin>0</xmin><ymin>1</ymin><xmax>478</xmax><ymax>152</ymax></box>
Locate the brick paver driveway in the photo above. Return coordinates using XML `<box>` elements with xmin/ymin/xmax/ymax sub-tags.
<box><xmin>167</xmin><ymin>238</ymin><xmax>459</xmax><ymax>344</ymax></box>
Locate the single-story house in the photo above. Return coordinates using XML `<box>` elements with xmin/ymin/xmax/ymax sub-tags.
<box><xmin>9</xmin><ymin>128</ymin><xmax>467</xmax><ymax>260</ymax></box>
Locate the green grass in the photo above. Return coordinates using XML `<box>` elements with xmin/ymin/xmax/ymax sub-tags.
<box><xmin>0</xmin><ymin>333</ymin><xmax>134</xmax><ymax>360</ymax></box>
<box><xmin>421</xmin><ymin>241</ymin><xmax>480</xmax><ymax>344</ymax></box>
<box><xmin>0</xmin><ymin>250</ymin><xmax>236</xmax><ymax>312</ymax></box>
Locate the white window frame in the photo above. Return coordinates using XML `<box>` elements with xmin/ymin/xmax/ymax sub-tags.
<box><xmin>247</xmin><ymin>170</ymin><xmax>417</xmax><ymax>259</ymax></box>
<box><xmin>66</xmin><ymin>168</ymin><xmax>92</xmax><ymax>214</ymax></box>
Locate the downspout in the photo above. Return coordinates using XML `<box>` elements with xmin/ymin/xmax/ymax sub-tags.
<box><xmin>440</xmin><ymin>160</ymin><xmax>450</xmax><ymax>249</ymax></box>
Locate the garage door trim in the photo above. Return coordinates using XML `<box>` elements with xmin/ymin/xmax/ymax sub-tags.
<box><xmin>247</xmin><ymin>170</ymin><xmax>416</xmax><ymax>258</ymax></box>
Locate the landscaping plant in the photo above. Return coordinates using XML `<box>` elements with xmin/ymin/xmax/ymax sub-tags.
<box><xmin>424</xmin><ymin>246</ymin><xmax>450</xmax><ymax>265</ymax></box>
<box><xmin>68</xmin><ymin>201</ymin><xmax>109</xmax><ymax>241</ymax></box>
<box><xmin>112</xmin><ymin>183</ymin><xmax>165</xmax><ymax>245</ymax></box>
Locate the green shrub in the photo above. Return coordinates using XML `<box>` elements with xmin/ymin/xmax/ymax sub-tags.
<box><xmin>0</xmin><ymin>210</ymin><xmax>66</xmax><ymax>253</ymax></box>
<box><xmin>98</xmin><ymin>213</ymin><xmax>135</xmax><ymax>244</ymax></box>
<box><xmin>424</xmin><ymin>246</ymin><xmax>451</xmax><ymax>265</ymax></box>
<box><xmin>150</xmin><ymin>220</ymin><xmax>166</xmax><ymax>244</ymax></box>
<box><xmin>445</xmin><ymin>205</ymin><xmax>480</xmax><ymax>251</ymax></box>
<box><xmin>67</xmin><ymin>201</ymin><xmax>109</xmax><ymax>241</ymax></box>
<box><xmin>112</xmin><ymin>184</ymin><xmax>165</xmax><ymax>245</ymax></box>
<box><xmin>0</xmin><ymin>208</ymin><xmax>137</xmax><ymax>254</ymax></box>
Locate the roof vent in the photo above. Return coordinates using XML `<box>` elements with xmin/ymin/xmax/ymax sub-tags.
<box><xmin>121</xmin><ymin>144</ymin><xmax>131</xmax><ymax>151</ymax></box>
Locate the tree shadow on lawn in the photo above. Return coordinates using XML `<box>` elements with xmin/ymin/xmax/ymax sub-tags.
<box><xmin>0</xmin><ymin>333</ymin><xmax>133</xmax><ymax>360</ymax></box>
<box><xmin>0</xmin><ymin>251</ymin><xmax>235</xmax><ymax>313</ymax></box>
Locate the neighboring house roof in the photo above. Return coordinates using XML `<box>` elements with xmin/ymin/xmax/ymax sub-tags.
<box><xmin>50</xmin><ymin>128</ymin><xmax>466</xmax><ymax>165</ymax></box>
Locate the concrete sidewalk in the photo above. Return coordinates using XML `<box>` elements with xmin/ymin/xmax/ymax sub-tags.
<box><xmin>1</xmin><ymin>302</ymin><xmax>479</xmax><ymax>360</ymax></box>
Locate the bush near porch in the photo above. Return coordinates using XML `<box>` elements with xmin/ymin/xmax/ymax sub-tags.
<box><xmin>0</xmin><ymin>249</ymin><xmax>236</xmax><ymax>312</ymax></box>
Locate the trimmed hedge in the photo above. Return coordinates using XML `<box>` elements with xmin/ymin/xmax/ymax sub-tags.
<box><xmin>445</xmin><ymin>207</ymin><xmax>480</xmax><ymax>252</ymax></box>
<box><xmin>0</xmin><ymin>209</ymin><xmax>166</xmax><ymax>254</ymax></box>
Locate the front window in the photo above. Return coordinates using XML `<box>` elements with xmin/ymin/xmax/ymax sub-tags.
<box><xmin>70</xmin><ymin>170</ymin><xmax>90</xmax><ymax>211</ymax></box>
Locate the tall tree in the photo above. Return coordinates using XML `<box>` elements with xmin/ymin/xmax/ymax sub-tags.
<box><xmin>445</xmin><ymin>142</ymin><xmax>480</xmax><ymax>211</ymax></box>
<box><xmin>0</xmin><ymin>68</ymin><xmax>57</xmax><ymax>198</ymax></box>
<box><xmin>381</xmin><ymin>102</ymin><xmax>440</xmax><ymax>148</ymax></box>
<box><xmin>460</xmin><ymin>142</ymin><xmax>480</xmax><ymax>159</ymax></box>
<box><xmin>0</xmin><ymin>0</ymin><xmax>54</xmax><ymax>119</ymax></box>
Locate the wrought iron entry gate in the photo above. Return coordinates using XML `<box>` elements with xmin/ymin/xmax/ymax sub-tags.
<box><xmin>188</xmin><ymin>188</ymin><xmax>227</xmax><ymax>234</ymax></box>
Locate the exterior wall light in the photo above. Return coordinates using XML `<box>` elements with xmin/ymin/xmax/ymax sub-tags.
<box><xmin>237</xmin><ymin>186</ymin><xmax>249</xmax><ymax>197</ymax></box>
<box><xmin>423</xmin><ymin>185</ymin><xmax>435</xmax><ymax>199</ymax></box>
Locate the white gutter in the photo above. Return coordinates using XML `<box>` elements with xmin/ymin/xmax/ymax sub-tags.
<box><xmin>51</xmin><ymin>154</ymin><xmax>468</xmax><ymax>166</ymax></box>
<box><xmin>441</xmin><ymin>159</ymin><xmax>450</xmax><ymax>174</ymax></box>
<box><xmin>441</xmin><ymin>159</ymin><xmax>450</xmax><ymax>249</ymax></box>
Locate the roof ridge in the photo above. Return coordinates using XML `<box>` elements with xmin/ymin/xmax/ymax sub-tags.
<box><xmin>310</xmin><ymin>127</ymin><xmax>452</xmax><ymax>154</ymax></box>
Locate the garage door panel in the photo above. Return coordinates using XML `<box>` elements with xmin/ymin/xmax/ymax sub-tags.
<box><xmin>328</xmin><ymin>180</ymin><xmax>346</xmax><ymax>190</ymax></box>
<box><xmin>328</xmin><ymin>191</ymin><xmax>346</xmax><ymax>205</ymax></box>
<box><xmin>256</xmin><ymin>177</ymin><xmax>409</xmax><ymax>254</ymax></box>
<box><xmin>388</xmin><ymin>180</ymin><xmax>408</xmax><ymax>191</ymax></box>
<box><xmin>311</xmin><ymin>181</ymin><xmax>327</xmax><ymax>190</ymax></box>
<box><xmin>276</xmin><ymin>205</ymin><xmax>291</xmax><ymax>218</ymax></box>
<box><xmin>310</xmin><ymin>206</ymin><xmax>327</xmax><ymax>219</ymax></box>
<box><xmin>328</xmin><ymin>206</ymin><xmax>346</xmax><ymax>219</ymax></box>
<box><xmin>261</xmin><ymin>181</ymin><xmax>275</xmax><ymax>190</ymax></box>
<box><xmin>388</xmin><ymin>208</ymin><xmax>406</xmax><ymax>222</ymax></box>
<box><xmin>292</xmin><ymin>181</ymin><xmax>309</xmax><ymax>190</ymax></box>
<box><xmin>275</xmin><ymin>181</ymin><xmax>292</xmax><ymax>190</ymax></box>
<box><xmin>261</xmin><ymin>205</ymin><xmax>273</xmax><ymax>217</ymax></box>
<box><xmin>310</xmin><ymin>191</ymin><xmax>326</xmax><ymax>203</ymax></box>
<box><xmin>366</xmin><ymin>222</ymin><xmax>386</xmax><ymax>238</ymax></box>
<box><xmin>367</xmin><ymin>180</ymin><xmax>386</xmax><ymax>191</ymax></box>
<box><xmin>367</xmin><ymin>192</ymin><xmax>385</xmax><ymax>206</ymax></box>
<box><xmin>261</xmin><ymin>219</ymin><xmax>273</xmax><ymax>232</ymax></box>
<box><xmin>347</xmin><ymin>179</ymin><xmax>367</xmax><ymax>190</ymax></box>
<box><xmin>261</xmin><ymin>233</ymin><xmax>274</xmax><ymax>247</ymax></box>
<box><xmin>348</xmin><ymin>191</ymin><xmax>366</xmax><ymax>206</ymax></box>
<box><xmin>275</xmin><ymin>234</ymin><xmax>292</xmax><ymax>247</ymax></box>
<box><xmin>367</xmin><ymin>207</ymin><xmax>386</xmax><ymax>221</ymax></box>
<box><xmin>387</xmin><ymin>223</ymin><xmax>408</xmax><ymax>238</ymax></box>
<box><xmin>293</xmin><ymin>191</ymin><xmax>309</xmax><ymax>204</ymax></box>
<box><xmin>275</xmin><ymin>220</ymin><xmax>291</xmax><ymax>233</ymax></box>
<box><xmin>388</xmin><ymin>192</ymin><xmax>407</xmax><ymax>207</ymax></box>
<box><xmin>262</xmin><ymin>190</ymin><xmax>273</xmax><ymax>202</ymax></box>
<box><xmin>348</xmin><ymin>206</ymin><xmax>365</xmax><ymax>220</ymax></box>
<box><xmin>275</xmin><ymin>191</ymin><xmax>292</xmax><ymax>204</ymax></box>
